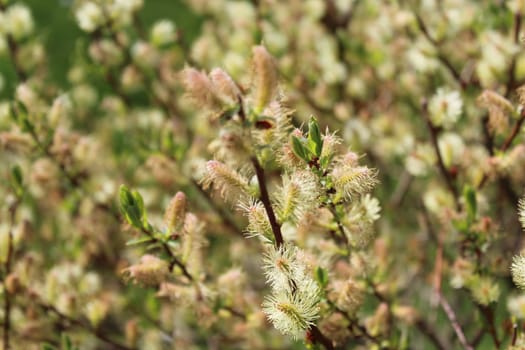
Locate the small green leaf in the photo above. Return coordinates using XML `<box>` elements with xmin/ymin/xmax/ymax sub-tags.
<box><xmin>315</xmin><ymin>266</ymin><xmax>329</xmax><ymax>288</ymax></box>
<box><xmin>307</xmin><ymin>117</ymin><xmax>323</xmax><ymax>157</ymax></box>
<box><xmin>291</xmin><ymin>135</ymin><xmax>310</xmax><ymax>162</ymax></box>
<box><xmin>119</xmin><ymin>185</ymin><xmax>143</xmax><ymax>229</ymax></box>
<box><xmin>62</xmin><ymin>335</ymin><xmax>72</xmax><ymax>350</ymax></box>
<box><xmin>131</xmin><ymin>189</ymin><xmax>147</xmax><ymax>225</ymax></box>
<box><xmin>10</xmin><ymin>165</ymin><xmax>24</xmax><ymax>197</ymax></box>
<box><xmin>463</xmin><ymin>185</ymin><xmax>477</xmax><ymax>224</ymax></box>
<box><xmin>21</xmin><ymin>116</ymin><xmax>34</xmax><ymax>133</ymax></box>
<box><xmin>126</xmin><ymin>236</ymin><xmax>155</xmax><ymax>246</ymax></box>
<box><xmin>320</xmin><ymin>155</ymin><xmax>332</xmax><ymax>170</ymax></box>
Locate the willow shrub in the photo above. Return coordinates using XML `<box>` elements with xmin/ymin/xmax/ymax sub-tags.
<box><xmin>2</xmin><ymin>1</ymin><xmax>525</xmax><ymax>349</ymax></box>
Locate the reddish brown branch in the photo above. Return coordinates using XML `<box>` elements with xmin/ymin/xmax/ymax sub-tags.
<box><xmin>478</xmin><ymin>305</ymin><xmax>500</xmax><ymax>349</ymax></box>
<box><xmin>251</xmin><ymin>156</ymin><xmax>284</xmax><ymax>248</ymax></box>
<box><xmin>438</xmin><ymin>295</ymin><xmax>474</xmax><ymax>350</ymax></box>
<box><xmin>308</xmin><ymin>325</ymin><xmax>334</xmax><ymax>350</ymax></box>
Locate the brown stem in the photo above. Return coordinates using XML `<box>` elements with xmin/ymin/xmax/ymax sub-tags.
<box><xmin>140</xmin><ymin>227</ymin><xmax>194</xmax><ymax>281</ymax></box>
<box><xmin>414</xmin><ymin>13</ymin><xmax>469</xmax><ymax>89</ymax></box>
<box><xmin>478</xmin><ymin>110</ymin><xmax>525</xmax><ymax>189</ymax></box>
<box><xmin>234</xmin><ymin>96</ymin><xmax>284</xmax><ymax>248</ymax></box>
<box><xmin>422</xmin><ymin>101</ymin><xmax>460</xmax><ymax>210</ymax></box>
<box><xmin>416</xmin><ymin>319</ymin><xmax>447</xmax><ymax>350</ymax></box>
<box><xmin>2</xmin><ymin>200</ymin><xmax>18</xmax><ymax>350</ymax></box>
<box><xmin>0</xmin><ymin>2</ymin><xmax>27</xmax><ymax>82</ymax></box>
<box><xmin>438</xmin><ymin>295</ymin><xmax>473</xmax><ymax>350</ymax></box>
<box><xmin>221</xmin><ymin>306</ymin><xmax>247</xmax><ymax>321</ymax></box>
<box><xmin>388</xmin><ymin>170</ymin><xmax>413</xmax><ymax>207</ymax></box>
<box><xmin>478</xmin><ymin>305</ymin><xmax>500</xmax><ymax>349</ymax></box>
<box><xmin>481</xmin><ymin>114</ymin><xmax>495</xmax><ymax>156</ymax></box>
<box><xmin>505</xmin><ymin>13</ymin><xmax>522</xmax><ymax>98</ymax></box>
<box><xmin>308</xmin><ymin>325</ymin><xmax>334</xmax><ymax>350</ymax></box>
<box><xmin>512</xmin><ymin>322</ymin><xmax>518</xmax><ymax>346</ymax></box>
<box><xmin>191</xmin><ymin>179</ymin><xmax>244</xmax><ymax>237</ymax></box>
<box><xmin>251</xmin><ymin>156</ymin><xmax>284</xmax><ymax>248</ymax></box>
<box><xmin>327</xmin><ymin>201</ymin><xmax>349</xmax><ymax>249</ymax></box>
<box><xmin>501</xmin><ymin>112</ymin><xmax>525</xmax><ymax>152</ymax></box>
<box><xmin>38</xmin><ymin>300</ymin><xmax>134</xmax><ymax>350</ymax></box>
<box><xmin>328</xmin><ymin>300</ymin><xmax>381</xmax><ymax>345</ymax></box>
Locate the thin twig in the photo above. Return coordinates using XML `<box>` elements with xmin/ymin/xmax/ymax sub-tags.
<box><xmin>309</xmin><ymin>325</ymin><xmax>334</xmax><ymax>350</ymax></box>
<box><xmin>478</xmin><ymin>305</ymin><xmax>500</xmax><ymax>349</ymax></box>
<box><xmin>478</xmin><ymin>110</ymin><xmax>525</xmax><ymax>189</ymax></box>
<box><xmin>140</xmin><ymin>226</ymin><xmax>194</xmax><ymax>281</ymax></box>
<box><xmin>505</xmin><ymin>13</ymin><xmax>522</xmax><ymax>98</ymax></box>
<box><xmin>328</xmin><ymin>300</ymin><xmax>381</xmax><ymax>345</ymax></box>
<box><xmin>416</xmin><ymin>320</ymin><xmax>447</xmax><ymax>350</ymax></box>
<box><xmin>414</xmin><ymin>13</ymin><xmax>469</xmax><ymax>89</ymax></box>
<box><xmin>38</xmin><ymin>300</ymin><xmax>134</xmax><ymax>350</ymax></box>
<box><xmin>389</xmin><ymin>170</ymin><xmax>413</xmax><ymax>207</ymax></box>
<box><xmin>2</xmin><ymin>200</ymin><xmax>18</xmax><ymax>350</ymax></box>
<box><xmin>421</xmin><ymin>101</ymin><xmax>460</xmax><ymax>210</ymax></box>
<box><xmin>438</xmin><ymin>296</ymin><xmax>473</xmax><ymax>350</ymax></box>
<box><xmin>512</xmin><ymin>322</ymin><xmax>518</xmax><ymax>346</ymax></box>
<box><xmin>236</xmin><ymin>99</ymin><xmax>284</xmax><ymax>247</ymax></box>
<box><xmin>429</xmin><ymin>201</ymin><xmax>472</xmax><ymax>350</ymax></box>
<box><xmin>0</xmin><ymin>2</ymin><xmax>27</xmax><ymax>82</ymax></box>
<box><xmin>221</xmin><ymin>306</ymin><xmax>247</xmax><ymax>321</ymax></box>
<box><xmin>191</xmin><ymin>179</ymin><xmax>244</xmax><ymax>237</ymax></box>
<box><xmin>250</xmin><ymin>156</ymin><xmax>284</xmax><ymax>247</ymax></box>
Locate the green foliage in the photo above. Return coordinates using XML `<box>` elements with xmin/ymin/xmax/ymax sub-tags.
<box><xmin>1</xmin><ymin>0</ymin><xmax>525</xmax><ymax>349</ymax></box>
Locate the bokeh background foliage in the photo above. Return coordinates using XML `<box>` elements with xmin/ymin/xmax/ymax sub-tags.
<box><xmin>2</xmin><ymin>0</ymin><xmax>525</xmax><ymax>350</ymax></box>
<box><xmin>0</xmin><ymin>0</ymin><xmax>201</xmax><ymax>94</ymax></box>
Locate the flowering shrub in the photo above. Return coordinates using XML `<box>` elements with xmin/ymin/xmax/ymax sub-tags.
<box><xmin>2</xmin><ymin>0</ymin><xmax>525</xmax><ymax>349</ymax></box>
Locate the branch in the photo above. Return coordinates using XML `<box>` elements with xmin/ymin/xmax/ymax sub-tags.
<box><xmin>0</xmin><ymin>3</ymin><xmax>27</xmax><ymax>82</ymax></box>
<box><xmin>140</xmin><ymin>226</ymin><xmax>194</xmax><ymax>281</ymax></box>
<box><xmin>191</xmin><ymin>179</ymin><xmax>244</xmax><ymax>237</ymax></box>
<box><xmin>505</xmin><ymin>13</ymin><xmax>522</xmax><ymax>97</ymax></box>
<box><xmin>478</xmin><ymin>109</ymin><xmax>525</xmax><ymax>189</ymax></box>
<box><xmin>308</xmin><ymin>325</ymin><xmax>334</xmax><ymax>350</ymax></box>
<box><xmin>438</xmin><ymin>295</ymin><xmax>474</xmax><ymax>350</ymax></box>
<box><xmin>421</xmin><ymin>101</ymin><xmax>460</xmax><ymax>210</ymax></box>
<box><xmin>250</xmin><ymin>156</ymin><xmax>284</xmax><ymax>248</ymax></box>
<box><xmin>2</xmin><ymin>200</ymin><xmax>19</xmax><ymax>350</ymax></box>
<box><xmin>37</xmin><ymin>300</ymin><xmax>134</xmax><ymax>350</ymax></box>
<box><xmin>414</xmin><ymin>13</ymin><xmax>470</xmax><ymax>89</ymax></box>
<box><xmin>236</xmin><ymin>99</ymin><xmax>284</xmax><ymax>248</ymax></box>
<box><xmin>478</xmin><ymin>305</ymin><xmax>500</xmax><ymax>349</ymax></box>
<box><xmin>416</xmin><ymin>319</ymin><xmax>447</xmax><ymax>350</ymax></box>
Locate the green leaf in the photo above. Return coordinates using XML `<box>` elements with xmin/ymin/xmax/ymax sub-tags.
<box><xmin>307</xmin><ymin>117</ymin><xmax>323</xmax><ymax>157</ymax></box>
<box><xmin>21</xmin><ymin>116</ymin><xmax>34</xmax><ymax>133</ymax></box>
<box><xmin>315</xmin><ymin>266</ymin><xmax>329</xmax><ymax>288</ymax></box>
<box><xmin>291</xmin><ymin>135</ymin><xmax>310</xmax><ymax>162</ymax></box>
<box><xmin>119</xmin><ymin>185</ymin><xmax>143</xmax><ymax>229</ymax></box>
<box><xmin>463</xmin><ymin>185</ymin><xmax>477</xmax><ymax>224</ymax></box>
<box><xmin>126</xmin><ymin>236</ymin><xmax>155</xmax><ymax>246</ymax></box>
<box><xmin>62</xmin><ymin>334</ymin><xmax>73</xmax><ymax>350</ymax></box>
<box><xmin>320</xmin><ymin>155</ymin><xmax>331</xmax><ymax>170</ymax></box>
<box><xmin>131</xmin><ymin>189</ymin><xmax>147</xmax><ymax>225</ymax></box>
<box><xmin>41</xmin><ymin>344</ymin><xmax>56</xmax><ymax>350</ymax></box>
<box><xmin>10</xmin><ymin>165</ymin><xmax>24</xmax><ymax>197</ymax></box>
